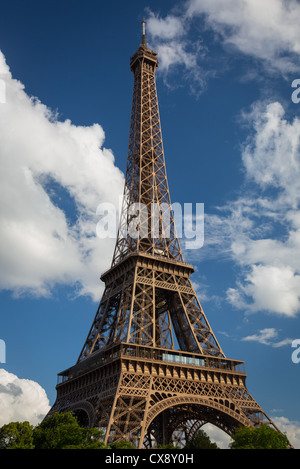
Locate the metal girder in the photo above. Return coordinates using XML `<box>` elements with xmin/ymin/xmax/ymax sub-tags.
<box><xmin>112</xmin><ymin>39</ymin><xmax>182</xmax><ymax>266</ymax></box>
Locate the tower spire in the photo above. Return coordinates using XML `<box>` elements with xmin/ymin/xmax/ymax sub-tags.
<box><xmin>141</xmin><ymin>19</ymin><xmax>146</xmax><ymax>45</ymax></box>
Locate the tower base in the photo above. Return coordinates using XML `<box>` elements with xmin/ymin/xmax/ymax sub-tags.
<box><xmin>48</xmin><ymin>343</ymin><xmax>279</xmax><ymax>448</ymax></box>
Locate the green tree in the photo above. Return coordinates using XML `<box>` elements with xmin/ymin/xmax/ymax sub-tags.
<box><xmin>0</xmin><ymin>421</ymin><xmax>34</xmax><ymax>449</ymax></box>
<box><xmin>185</xmin><ymin>429</ymin><xmax>219</xmax><ymax>449</ymax></box>
<box><xmin>230</xmin><ymin>425</ymin><xmax>290</xmax><ymax>449</ymax></box>
<box><xmin>33</xmin><ymin>412</ymin><xmax>107</xmax><ymax>449</ymax></box>
<box><xmin>109</xmin><ymin>440</ymin><xmax>136</xmax><ymax>449</ymax></box>
<box><xmin>155</xmin><ymin>443</ymin><xmax>180</xmax><ymax>449</ymax></box>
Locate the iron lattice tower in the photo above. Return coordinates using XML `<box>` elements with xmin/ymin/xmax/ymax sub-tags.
<box><xmin>48</xmin><ymin>23</ymin><xmax>284</xmax><ymax>448</ymax></box>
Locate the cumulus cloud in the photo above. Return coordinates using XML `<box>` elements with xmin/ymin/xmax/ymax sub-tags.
<box><xmin>228</xmin><ymin>265</ymin><xmax>300</xmax><ymax>317</ymax></box>
<box><xmin>241</xmin><ymin>328</ymin><xmax>293</xmax><ymax>347</ymax></box>
<box><xmin>272</xmin><ymin>416</ymin><xmax>300</xmax><ymax>449</ymax></box>
<box><xmin>189</xmin><ymin>100</ymin><xmax>300</xmax><ymax>318</ymax></box>
<box><xmin>203</xmin><ymin>416</ymin><xmax>300</xmax><ymax>448</ymax></box>
<box><xmin>0</xmin><ymin>50</ymin><xmax>124</xmax><ymax>301</ymax></box>
<box><xmin>241</xmin><ymin>102</ymin><xmax>300</xmax><ymax>206</ymax></box>
<box><xmin>226</xmin><ymin>103</ymin><xmax>300</xmax><ymax>317</ymax></box>
<box><xmin>0</xmin><ymin>369</ymin><xmax>50</xmax><ymax>426</ymax></box>
<box><xmin>202</xmin><ymin>423</ymin><xmax>232</xmax><ymax>449</ymax></box>
<box><xmin>187</xmin><ymin>0</ymin><xmax>300</xmax><ymax>74</ymax></box>
<box><xmin>146</xmin><ymin>13</ymin><xmax>185</xmax><ymax>40</ymax></box>
<box><xmin>146</xmin><ymin>9</ymin><xmax>209</xmax><ymax>94</ymax></box>
<box><xmin>146</xmin><ymin>0</ymin><xmax>300</xmax><ymax>81</ymax></box>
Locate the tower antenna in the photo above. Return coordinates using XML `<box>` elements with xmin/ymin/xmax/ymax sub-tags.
<box><xmin>141</xmin><ymin>19</ymin><xmax>146</xmax><ymax>45</ymax></box>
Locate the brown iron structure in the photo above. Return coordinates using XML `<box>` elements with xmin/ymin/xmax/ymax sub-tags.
<box><xmin>48</xmin><ymin>23</ymin><xmax>284</xmax><ymax>448</ymax></box>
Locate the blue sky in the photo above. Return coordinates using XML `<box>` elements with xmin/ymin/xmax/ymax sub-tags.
<box><xmin>1</xmin><ymin>0</ymin><xmax>300</xmax><ymax>448</ymax></box>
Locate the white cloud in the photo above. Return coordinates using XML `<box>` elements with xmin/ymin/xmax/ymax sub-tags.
<box><xmin>202</xmin><ymin>423</ymin><xmax>232</xmax><ymax>449</ymax></box>
<box><xmin>0</xmin><ymin>369</ymin><xmax>50</xmax><ymax>426</ymax></box>
<box><xmin>272</xmin><ymin>416</ymin><xmax>300</xmax><ymax>449</ymax></box>
<box><xmin>146</xmin><ymin>12</ymin><xmax>185</xmax><ymax>40</ymax></box>
<box><xmin>0</xmin><ymin>50</ymin><xmax>124</xmax><ymax>301</ymax></box>
<box><xmin>153</xmin><ymin>40</ymin><xmax>197</xmax><ymax>73</ymax></box>
<box><xmin>241</xmin><ymin>102</ymin><xmax>300</xmax><ymax>206</ymax></box>
<box><xmin>145</xmin><ymin>0</ymin><xmax>300</xmax><ymax>93</ymax></box>
<box><xmin>242</xmin><ymin>327</ymin><xmax>293</xmax><ymax>347</ymax></box>
<box><xmin>190</xmin><ymin>100</ymin><xmax>300</xmax><ymax>318</ymax></box>
<box><xmin>201</xmin><ymin>416</ymin><xmax>300</xmax><ymax>448</ymax></box>
<box><xmin>187</xmin><ymin>0</ymin><xmax>300</xmax><ymax>74</ymax></box>
<box><xmin>225</xmin><ymin>103</ymin><xmax>300</xmax><ymax>317</ymax></box>
<box><xmin>146</xmin><ymin>10</ymin><xmax>209</xmax><ymax>94</ymax></box>
<box><xmin>228</xmin><ymin>265</ymin><xmax>300</xmax><ymax>317</ymax></box>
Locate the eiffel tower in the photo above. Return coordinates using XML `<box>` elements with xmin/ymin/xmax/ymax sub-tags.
<box><xmin>48</xmin><ymin>22</ymin><xmax>284</xmax><ymax>448</ymax></box>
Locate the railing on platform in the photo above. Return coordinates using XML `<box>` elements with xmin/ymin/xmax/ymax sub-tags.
<box><xmin>57</xmin><ymin>342</ymin><xmax>245</xmax><ymax>384</ymax></box>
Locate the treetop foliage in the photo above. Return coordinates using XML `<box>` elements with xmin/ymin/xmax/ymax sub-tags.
<box><xmin>0</xmin><ymin>414</ymin><xmax>290</xmax><ymax>450</ymax></box>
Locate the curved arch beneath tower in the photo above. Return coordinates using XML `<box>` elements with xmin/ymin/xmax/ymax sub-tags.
<box><xmin>66</xmin><ymin>401</ymin><xmax>96</xmax><ymax>428</ymax></box>
<box><xmin>142</xmin><ymin>395</ymin><xmax>250</xmax><ymax>448</ymax></box>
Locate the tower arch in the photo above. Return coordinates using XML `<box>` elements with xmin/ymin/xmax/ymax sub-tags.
<box><xmin>141</xmin><ymin>395</ymin><xmax>248</xmax><ymax>448</ymax></box>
